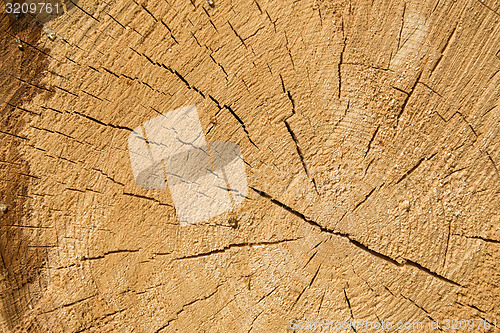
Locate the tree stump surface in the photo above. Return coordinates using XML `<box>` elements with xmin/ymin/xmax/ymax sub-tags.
<box><xmin>0</xmin><ymin>0</ymin><xmax>499</xmax><ymax>331</ymax></box>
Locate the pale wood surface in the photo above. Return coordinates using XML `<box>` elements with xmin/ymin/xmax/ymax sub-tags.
<box><xmin>0</xmin><ymin>0</ymin><xmax>499</xmax><ymax>331</ymax></box>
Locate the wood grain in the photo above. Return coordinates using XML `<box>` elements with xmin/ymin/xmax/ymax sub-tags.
<box><xmin>0</xmin><ymin>0</ymin><xmax>498</xmax><ymax>331</ymax></box>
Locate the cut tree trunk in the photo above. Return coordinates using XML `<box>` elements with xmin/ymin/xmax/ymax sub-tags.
<box><xmin>1</xmin><ymin>0</ymin><xmax>499</xmax><ymax>332</ymax></box>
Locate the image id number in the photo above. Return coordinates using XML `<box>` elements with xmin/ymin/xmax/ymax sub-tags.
<box><xmin>441</xmin><ymin>318</ymin><xmax>497</xmax><ymax>330</ymax></box>
<box><xmin>5</xmin><ymin>2</ymin><xmax>61</xmax><ymax>14</ymax></box>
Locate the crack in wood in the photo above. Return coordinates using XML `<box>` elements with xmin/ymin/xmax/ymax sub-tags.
<box><xmin>250</xmin><ymin>187</ymin><xmax>463</xmax><ymax>287</ymax></box>
<box><xmin>395</xmin><ymin>71</ymin><xmax>422</xmax><ymax>127</ymax></box>
<box><xmin>396</xmin><ymin>152</ymin><xmax>437</xmax><ymax>184</ymax></box>
<box><xmin>172</xmin><ymin>238</ymin><xmax>302</xmax><ymax>261</ymax></box>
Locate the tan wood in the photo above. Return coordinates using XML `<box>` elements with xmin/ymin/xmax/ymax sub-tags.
<box><xmin>0</xmin><ymin>0</ymin><xmax>499</xmax><ymax>331</ymax></box>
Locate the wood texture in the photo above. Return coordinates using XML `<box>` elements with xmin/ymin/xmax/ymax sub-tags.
<box><xmin>0</xmin><ymin>0</ymin><xmax>499</xmax><ymax>331</ymax></box>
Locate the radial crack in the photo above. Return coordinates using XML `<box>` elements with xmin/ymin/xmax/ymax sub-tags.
<box><xmin>250</xmin><ymin>187</ymin><xmax>463</xmax><ymax>287</ymax></box>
